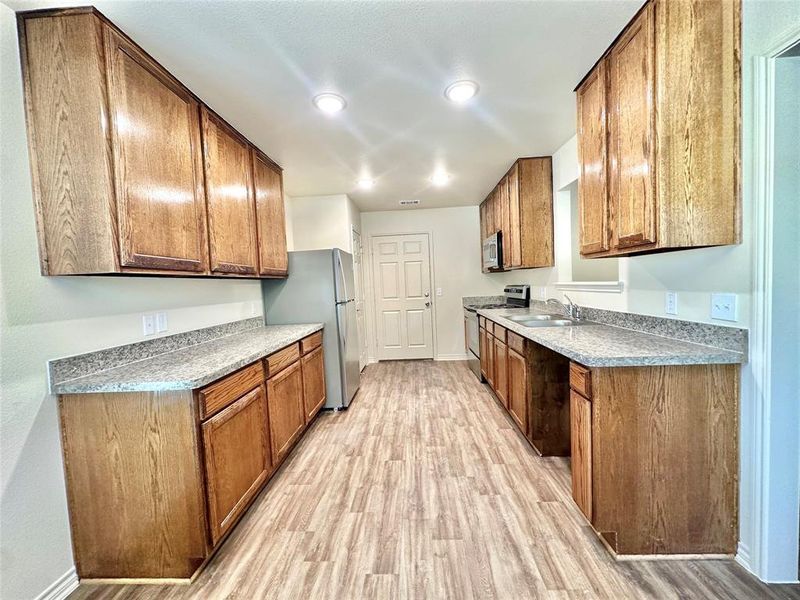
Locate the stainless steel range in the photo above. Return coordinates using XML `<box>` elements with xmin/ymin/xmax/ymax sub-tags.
<box><xmin>464</xmin><ymin>285</ymin><xmax>530</xmax><ymax>378</ymax></box>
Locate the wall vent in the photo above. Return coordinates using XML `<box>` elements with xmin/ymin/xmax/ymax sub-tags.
<box><xmin>399</xmin><ymin>199</ymin><xmax>420</xmax><ymax>206</ymax></box>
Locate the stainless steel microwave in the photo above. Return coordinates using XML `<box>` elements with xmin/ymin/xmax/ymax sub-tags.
<box><xmin>482</xmin><ymin>231</ymin><xmax>502</xmax><ymax>270</ymax></box>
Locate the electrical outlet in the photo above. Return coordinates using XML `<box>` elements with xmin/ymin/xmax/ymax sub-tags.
<box><xmin>711</xmin><ymin>293</ymin><xmax>738</xmax><ymax>322</ymax></box>
<box><xmin>436</xmin><ymin>288</ymin><xmax>442</xmax><ymax>297</ymax></box>
<box><xmin>142</xmin><ymin>314</ymin><xmax>155</xmax><ymax>336</ymax></box>
<box><xmin>665</xmin><ymin>291</ymin><xmax>678</xmax><ymax>315</ymax></box>
<box><xmin>539</xmin><ymin>287</ymin><xmax>546</xmax><ymax>300</ymax></box>
<box><xmin>155</xmin><ymin>312</ymin><xmax>168</xmax><ymax>333</ymax></box>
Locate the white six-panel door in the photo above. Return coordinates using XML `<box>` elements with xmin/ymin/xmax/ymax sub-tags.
<box><xmin>371</xmin><ymin>233</ymin><xmax>434</xmax><ymax>360</ymax></box>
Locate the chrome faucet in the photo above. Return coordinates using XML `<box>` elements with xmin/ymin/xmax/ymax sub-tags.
<box><xmin>546</xmin><ymin>295</ymin><xmax>582</xmax><ymax>320</ymax></box>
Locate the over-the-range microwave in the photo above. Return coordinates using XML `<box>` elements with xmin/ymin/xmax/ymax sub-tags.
<box><xmin>482</xmin><ymin>231</ymin><xmax>502</xmax><ymax>270</ymax></box>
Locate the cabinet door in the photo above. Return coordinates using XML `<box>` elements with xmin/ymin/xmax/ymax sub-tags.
<box><xmin>570</xmin><ymin>390</ymin><xmax>592</xmax><ymax>521</ymax></box>
<box><xmin>608</xmin><ymin>4</ymin><xmax>656</xmax><ymax>250</ymax></box>
<box><xmin>577</xmin><ymin>61</ymin><xmax>610</xmax><ymax>255</ymax></box>
<box><xmin>499</xmin><ymin>177</ymin><xmax>511</xmax><ymax>269</ymax></box>
<box><xmin>301</xmin><ymin>345</ymin><xmax>326</xmax><ymax>423</ymax></box>
<box><xmin>479</xmin><ymin>327</ymin><xmax>488</xmax><ymax>378</ymax></box>
<box><xmin>104</xmin><ymin>27</ymin><xmax>208</xmax><ymax>272</ymax></box>
<box><xmin>201</xmin><ymin>108</ymin><xmax>259</xmax><ymax>275</ymax></box>
<box><xmin>202</xmin><ymin>385</ymin><xmax>270</xmax><ymax>546</ymax></box>
<box><xmin>485</xmin><ymin>332</ymin><xmax>495</xmax><ymax>388</ymax></box>
<box><xmin>267</xmin><ymin>360</ymin><xmax>305</xmax><ymax>463</ymax></box>
<box><xmin>252</xmin><ymin>150</ymin><xmax>288</xmax><ymax>276</ymax></box>
<box><xmin>494</xmin><ymin>337</ymin><xmax>508</xmax><ymax>407</ymax></box>
<box><xmin>507</xmin><ymin>348</ymin><xmax>528</xmax><ymax>432</ymax></box>
<box><xmin>507</xmin><ymin>165</ymin><xmax>522</xmax><ymax>268</ymax></box>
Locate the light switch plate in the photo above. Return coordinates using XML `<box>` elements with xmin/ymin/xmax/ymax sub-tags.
<box><xmin>665</xmin><ymin>291</ymin><xmax>678</xmax><ymax>315</ymax></box>
<box><xmin>436</xmin><ymin>288</ymin><xmax>442</xmax><ymax>297</ymax></box>
<box><xmin>142</xmin><ymin>314</ymin><xmax>155</xmax><ymax>336</ymax></box>
<box><xmin>711</xmin><ymin>293</ymin><xmax>738</xmax><ymax>321</ymax></box>
<box><xmin>539</xmin><ymin>287</ymin><xmax>546</xmax><ymax>300</ymax></box>
<box><xmin>155</xmin><ymin>312</ymin><xmax>168</xmax><ymax>333</ymax></box>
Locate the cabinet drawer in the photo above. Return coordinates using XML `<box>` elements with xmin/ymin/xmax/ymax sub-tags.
<box><xmin>493</xmin><ymin>323</ymin><xmax>506</xmax><ymax>343</ymax></box>
<box><xmin>570</xmin><ymin>362</ymin><xmax>592</xmax><ymax>399</ymax></box>
<box><xmin>300</xmin><ymin>331</ymin><xmax>323</xmax><ymax>355</ymax></box>
<box><xmin>266</xmin><ymin>343</ymin><xmax>300</xmax><ymax>377</ymax></box>
<box><xmin>507</xmin><ymin>331</ymin><xmax>525</xmax><ymax>355</ymax></box>
<box><xmin>199</xmin><ymin>362</ymin><xmax>265</xmax><ymax>419</ymax></box>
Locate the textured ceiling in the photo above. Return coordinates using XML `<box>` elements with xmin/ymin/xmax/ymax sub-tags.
<box><xmin>7</xmin><ymin>0</ymin><xmax>642</xmax><ymax>211</ymax></box>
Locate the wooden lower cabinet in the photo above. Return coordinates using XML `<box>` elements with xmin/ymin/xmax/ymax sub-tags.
<box><xmin>202</xmin><ymin>385</ymin><xmax>270</xmax><ymax>546</ymax></box>
<box><xmin>485</xmin><ymin>330</ymin><xmax>495</xmax><ymax>388</ymax></box>
<box><xmin>570</xmin><ymin>390</ymin><xmax>592</xmax><ymax>521</ymax></box>
<box><xmin>302</xmin><ymin>345</ymin><xmax>326</xmax><ymax>422</ymax></box>
<box><xmin>493</xmin><ymin>335</ymin><xmax>508</xmax><ymax>407</ymax></box>
<box><xmin>507</xmin><ymin>347</ymin><xmax>528</xmax><ymax>431</ymax></box>
<box><xmin>57</xmin><ymin>330</ymin><xmax>325</xmax><ymax>581</ymax></box>
<box><xmin>569</xmin><ymin>362</ymin><xmax>739</xmax><ymax>557</ymax></box>
<box><xmin>267</xmin><ymin>361</ymin><xmax>306</xmax><ymax>463</ymax></box>
<box><xmin>479</xmin><ymin>325</ymin><xmax>488</xmax><ymax>378</ymax></box>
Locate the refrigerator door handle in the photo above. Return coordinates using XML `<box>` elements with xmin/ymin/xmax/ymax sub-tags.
<box><xmin>336</xmin><ymin>250</ymin><xmax>349</xmax><ymax>303</ymax></box>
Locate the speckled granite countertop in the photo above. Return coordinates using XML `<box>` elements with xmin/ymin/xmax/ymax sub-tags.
<box><xmin>477</xmin><ymin>308</ymin><xmax>745</xmax><ymax>367</ymax></box>
<box><xmin>52</xmin><ymin>323</ymin><xmax>324</xmax><ymax>394</ymax></box>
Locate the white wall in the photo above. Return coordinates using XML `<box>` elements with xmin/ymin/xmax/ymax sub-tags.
<box><xmin>0</xmin><ymin>6</ymin><xmax>265</xmax><ymax>598</ymax></box>
<box><xmin>290</xmin><ymin>194</ymin><xmax>360</xmax><ymax>252</ymax></box>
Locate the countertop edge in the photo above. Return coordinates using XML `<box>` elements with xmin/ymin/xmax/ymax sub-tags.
<box><xmin>476</xmin><ymin>310</ymin><xmax>745</xmax><ymax>367</ymax></box>
<box><xmin>53</xmin><ymin>323</ymin><xmax>324</xmax><ymax>395</ymax></box>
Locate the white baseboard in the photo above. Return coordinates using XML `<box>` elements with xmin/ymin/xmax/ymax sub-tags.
<box><xmin>435</xmin><ymin>354</ymin><xmax>469</xmax><ymax>361</ymax></box>
<box><xmin>35</xmin><ymin>567</ymin><xmax>79</xmax><ymax>600</ymax></box>
<box><xmin>735</xmin><ymin>541</ymin><xmax>752</xmax><ymax>573</ymax></box>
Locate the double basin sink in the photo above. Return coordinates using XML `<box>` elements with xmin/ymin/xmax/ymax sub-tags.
<box><xmin>499</xmin><ymin>313</ymin><xmax>587</xmax><ymax>328</ymax></box>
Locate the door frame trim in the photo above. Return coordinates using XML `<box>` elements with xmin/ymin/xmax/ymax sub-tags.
<box><xmin>742</xmin><ymin>23</ymin><xmax>800</xmax><ymax>583</ymax></box>
<box><xmin>366</xmin><ymin>231</ymin><xmax>437</xmax><ymax>362</ymax></box>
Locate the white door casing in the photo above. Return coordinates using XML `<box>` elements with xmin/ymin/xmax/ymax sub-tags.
<box><xmin>371</xmin><ymin>233</ymin><xmax>434</xmax><ymax>360</ymax></box>
<box><xmin>351</xmin><ymin>227</ymin><xmax>368</xmax><ymax>371</ymax></box>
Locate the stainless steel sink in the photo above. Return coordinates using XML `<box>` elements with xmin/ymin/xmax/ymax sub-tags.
<box><xmin>502</xmin><ymin>313</ymin><xmax>555</xmax><ymax>322</ymax></box>
<box><xmin>516</xmin><ymin>318</ymin><xmax>585</xmax><ymax>328</ymax></box>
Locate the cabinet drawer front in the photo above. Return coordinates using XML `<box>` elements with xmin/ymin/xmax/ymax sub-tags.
<box><xmin>300</xmin><ymin>331</ymin><xmax>323</xmax><ymax>355</ymax></box>
<box><xmin>569</xmin><ymin>362</ymin><xmax>592</xmax><ymax>399</ymax></box>
<box><xmin>478</xmin><ymin>316</ymin><xmax>486</xmax><ymax>329</ymax></box>
<box><xmin>492</xmin><ymin>323</ymin><xmax>506</xmax><ymax>343</ymax></box>
<box><xmin>199</xmin><ymin>362</ymin><xmax>265</xmax><ymax>419</ymax></box>
<box><xmin>266</xmin><ymin>343</ymin><xmax>300</xmax><ymax>377</ymax></box>
<box><xmin>507</xmin><ymin>331</ymin><xmax>525</xmax><ymax>355</ymax></box>
<box><xmin>202</xmin><ymin>385</ymin><xmax>270</xmax><ymax>546</ymax></box>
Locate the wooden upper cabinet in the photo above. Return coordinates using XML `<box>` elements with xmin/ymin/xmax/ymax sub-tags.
<box><xmin>575</xmin><ymin>0</ymin><xmax>740</xmax><ymax>257</ymax></box>
<box><xmin>201</xmin><ymin>108</ymin><xmax>259</xmax><ymax>275</ymax></box>
<box><xmin>576</xmin><ymin>62</ymin><xmax>610</xmax><ymax>255</ymax></box>
<box><xmin>17</xmin><ymin>8</ymin><xmax>287</xmax><ymax>278</ymax></box>
<box><xmin>607</xmin><ymin>4</ymin><xmax>656</xmax><ymax>251</ymax></box>
<box><xmin>104</xmin><ymin>27</ymin><xmax>208</xmax><ymax>272</ymax></box>
<box><xmin>202</xmin><ymin>385</ymin><xmax>270</xmax><ymax>546</ymax></box>
<box><xmin>252</xmin><ymin>150</ymin><xmax>288</xmax><ymax>277</ymax></box>
<box><xmin>477</xmin><ymin>157</ymin><xmax>554</xmax><ymax>271</ymax></box>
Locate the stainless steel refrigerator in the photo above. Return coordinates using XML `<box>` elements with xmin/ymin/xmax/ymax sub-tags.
<box><xmin>262</xmin><ymin>249</ymin><xmax>360</xmax><ymax>409</ymax></box>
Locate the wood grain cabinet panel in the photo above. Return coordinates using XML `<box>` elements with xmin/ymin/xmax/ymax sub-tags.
<box><xmin>252</xmin><ymin>149</ymin><xmax>288</xmax><ymax>277</ymax></box>
<box><xmin>202</xmin><ymin>108</ymin><xmax>259</xmax><ymax>275</ymax></box>
<box><xmin>507</xmin><ymin>347</ymin><xmax>528</xmax><ymax>431</ymax></box>
<box><xmin>202</xmin><ymin>385</ymin><xmax>270</xmax><ymax>546</ymax></box>
<box><xmin>575</xmin><ymin>0</ymin><xmax>740</xmax><ymax>258</ymax></box>
<box><xmin>104</xmin><ymin>26</ymin><xmax>208</xmax><ymax>272</ymax></box>
<box><xmin>570</xmin><ymin>390</ymin><xmax>592</xmax><ymax>521</ymax></box>
<box><xmin>493</xmin><ymin>336</ymin><xmax>508</xmax><ymax>408</ymax></box>
<box><xmin>478</xmin><ymin>157</ymin><xmax>554</xmax><ymax>271</ymax></box>
<box><xmin>301</xmin><ymin>345</ymin><xmax>326</xmax><ymax>423</ymax></box>
<box><xmin>576</xmin><ymin>61</ymin><xmax>610</xmax><ymax>255</ymax></box>
<box><xmin>198</xmin><ymin>361</ymin><xmax>264</xmax><ymax>419</ymax></box>
<box><xmin>607</xmin><ymin>4</ymin><xmax>656</xmax><ymax>250</ymax></box>
<box><xmin>479</xmin><ymin>325</ymin><xmax>488</xmax><ymax>379</ymax></box>
<box><xmin>267</xmin><ymin>361</ymin><xmax>306</xmax><ymax>463</ymax></box>
<box><xmin>485</xmin><ymin>329</ymin><xmax>495</xmax><ymax>389</ymax></box>
<box><xmin>18</xmin><ymin>8</ymin><xmax>289</xmax><ymax>278</ymax></box>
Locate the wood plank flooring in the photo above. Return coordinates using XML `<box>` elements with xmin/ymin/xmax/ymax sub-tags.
<box><xmin>70</xmin><ymin>361</ymin><xmax>800</xmax><ymax>600</ymax></box>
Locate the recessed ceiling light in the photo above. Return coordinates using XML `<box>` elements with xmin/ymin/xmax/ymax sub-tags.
<box><xmin>313</xmin><ymin>93</ymin><xmax>346</xmax><ymax>114</ymax></box>
<box><xmin>444</xmin><ymin>80</ymin><xmax>479</xmax><ymax>103</ymax></box>
<box><xmin>357</xmin><ymin>178</ymin><xmax>375</xmax><ymax>190</ymax></box>
<box><xmin>430</xmin><ymin>171</ymin><xmax>451</xmax><ymax>187</ymax></box>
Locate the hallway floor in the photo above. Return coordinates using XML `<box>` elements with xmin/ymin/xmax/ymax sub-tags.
<box><xmin>71</xmin><ymin>361</ymin><xmax>800</xmax><ymax>600</ymax></box>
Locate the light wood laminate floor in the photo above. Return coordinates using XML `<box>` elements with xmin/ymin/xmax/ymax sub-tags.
<box><xmin>71</xmin><ymin>361</ymin><xmax>799</xmax><ymax>600</ymax></box>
